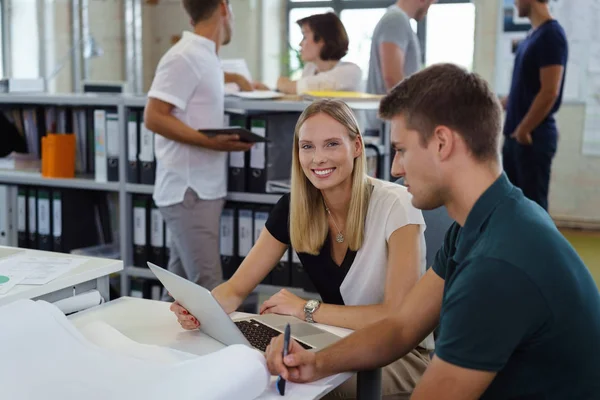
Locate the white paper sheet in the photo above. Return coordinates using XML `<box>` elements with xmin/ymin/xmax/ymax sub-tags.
<box><xmin>0</xmin><ymin>255</ymin><xmax>88</xmax><ymax>285</ymax></box>
<box><xmin>0</xmin><ymin>300</ymin><xmax>270</xmax><ymax>400</ymax></box>
<box><xmin>230</xmin><ymin>91</ymin><xmax>285</xmax><ymax>100</ymax></box>
<box><xmin>0</xmin><ymin>272</ymin><xmax>28</xmax><ymax>295</ymax></box>
<box><xmin>258</xmin><ymin>378</ymin><xmax>334</xmax><ymax>400</ymax></box>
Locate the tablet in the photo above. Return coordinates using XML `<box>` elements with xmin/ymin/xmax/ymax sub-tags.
<box><xmin>199</xmin><ymin>128</ymin><xmax>270</xmax><ymax>143</ymax></box>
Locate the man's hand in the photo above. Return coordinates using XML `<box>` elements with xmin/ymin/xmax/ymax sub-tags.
<box><xmin>207</xmin><ymin>133</ymin><xmax>254</xmax><ymax>152</ymax></box>
<box><xmin>259</xmin><ymin>289</ymin><xmax>305</xmax><ymax>320</ymax></box>
<box><xmin>231</xmin><ymin>73</ymin><xmax>254</xmax><ymax>92</ymax></box>
<box><xmin>511</xmin><ymin>127</ymin><xmax>533</xmax><ymax>145</ymax></box>
<box><xmin>265</xmin><ymin>335</ymin><xmax>325</xmax><ymax>383</ymax></box>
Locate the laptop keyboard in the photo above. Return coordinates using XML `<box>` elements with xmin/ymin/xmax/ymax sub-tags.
<box><xmin>235</xmin><ymin>319</ymin><xmax>313</xmax><ymax>352</ymax></box>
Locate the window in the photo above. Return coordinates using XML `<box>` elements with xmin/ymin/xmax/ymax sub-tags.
<box><xmin>425</xmin><ymin>2</ymin><xmax>476</xmax><ymax>70</ymax></box>
<box><xmin>339</xmin><ymin>8</ymin><xmax>386</xmax><ymax>82</ymax></box>
<box><xmin>286</xmin><ymin>0</ymin><xmax>475</xmax><ymax>78</ymax></box>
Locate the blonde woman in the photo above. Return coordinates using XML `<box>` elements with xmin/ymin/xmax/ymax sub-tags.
<box><xmin>171</xmin><ymin>99</ymin><xmax>432</xmax><ymax>398</ymax></box>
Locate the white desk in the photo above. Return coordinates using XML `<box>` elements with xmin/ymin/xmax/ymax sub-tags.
<box><xmin>0</xmin><ymin>246</ymin><xmax>123</xmax><ymax>306</ymax></box>
<box><xmin>69</xmin><ymin>297</ymin><xmax>358</xmax><ymax>399</ymax></box>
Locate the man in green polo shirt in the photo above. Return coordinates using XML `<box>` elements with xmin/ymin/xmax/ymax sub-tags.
<box><xmin>265</xmin><ymin>63</ymin><xmax>600</xmax><ymax>399</ymax></box>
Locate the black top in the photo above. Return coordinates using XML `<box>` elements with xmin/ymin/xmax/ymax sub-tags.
<box><xmin>265</xmin><ymin>194</ymin><xmax>357</xmax><ymax>305</ymax></box>
<box><xmin>504</xmin><ymin>19</ymin><xmax>568</xmax><ymax>145</ymax></box>
<box><xmin>433</xmin><ymin>174</ymin><xmax>600</xmax><ymax>399</ymax></box>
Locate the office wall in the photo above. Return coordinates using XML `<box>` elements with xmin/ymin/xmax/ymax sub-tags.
<box><xmin>87</xmin><ymin>0</ymin><xmax>125</xmax><ymax>83</ymax></box>
<box><xmin>141</xmin><ymin>0</ymin><xmax>267</xmax><ymax>92</ymax></box>
<box><xmin>472</xmin><ymin>0</ymin><xmax>600</xmax><ymax>225</ymax></box>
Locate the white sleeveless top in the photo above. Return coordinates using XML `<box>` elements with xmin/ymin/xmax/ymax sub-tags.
<box><xmin>340</xmin><ymin>179</ymin><xmax>435</xmax><ymax>350</ymax></box>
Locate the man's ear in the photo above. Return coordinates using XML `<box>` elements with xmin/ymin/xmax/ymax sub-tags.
<box><xmin>433</xmin><ymin>125</ymin><xmax>455</xmax><ymax>161</ymax></box>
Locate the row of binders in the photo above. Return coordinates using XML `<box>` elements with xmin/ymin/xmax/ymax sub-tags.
<box><xmin>126</xmin><ymin>109</ymin><xmax>299</xmax><ymax>193</ymax></box>
<box><xmin>131</xmin><ymin>195</ymin><xmax>317</xmax><ymax>293</ymax></box>
<box><xmin>132</xmin><ymin>195</ymin><xmax>170</xmax><ymax>268</ymax></box>
<box><xmin>0</xmin><ymin>184</ymin><xmax>116</xmax><ymax>253</ymax></box>
<box><xmin>0</xmin><ymin>106</ymin><xmax>121</xmax><ymax>183</ymax></box>
<box><xmin>220</xmin><ymin>203</ymin><xmax>317</xmax><ymax>292</ymax></box>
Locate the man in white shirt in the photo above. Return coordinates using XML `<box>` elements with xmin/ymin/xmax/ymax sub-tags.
<box><xmin>365</xmin><ymin>0</ymin><xmax>436</xmax><ymax>134</ymax></box>
<box><xmin>144</xmin><ymin>0</ymin><xmax>252</xmax><ymax>293</ymax></box>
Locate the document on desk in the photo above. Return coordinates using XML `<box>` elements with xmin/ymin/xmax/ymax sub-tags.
<box><xmin>0</xmin><ymin>255</ymin><xmax>87</xmax><ymax>285</ymax></box>
<box><xmin>0</xmin><ymin>272</ymin><xmax>28</xmax><ymax>295</ymax></box>
<box><xmin>0</xmin><ymin>299</ymin><xmax>270</xmax><ymax>400</ymax></box>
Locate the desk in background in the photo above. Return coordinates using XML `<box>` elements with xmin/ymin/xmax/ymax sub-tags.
<box><xmin>0</xmin><ymin>246</ymin><xmax>122</xmax><ymax>307</ymax></box>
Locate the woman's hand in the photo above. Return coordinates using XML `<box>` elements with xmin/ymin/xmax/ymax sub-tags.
<box><xmin>253</xmin><ymin>81</ymin><xmax>271</xmax><ymax>91</ymax></box>
<box><xmin>170</xmin><ymin>301</ymin><xmax>200</xmax><ymax>330</ymax></box>
<box><xmin>259</xmin><ymin>289</ymin><xmax>306</xmax><ymax>320</ymax></box>
<box><xmin>276</xmin><ymin>77</ymin><xmax>297</xmax><ymax>94</ymax></box>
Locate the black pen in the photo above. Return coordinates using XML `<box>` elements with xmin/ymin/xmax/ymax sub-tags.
<box><xmin>276</xmin><ymin>323</ymin><xmax>291</xmax><ymax>396</ymax></box>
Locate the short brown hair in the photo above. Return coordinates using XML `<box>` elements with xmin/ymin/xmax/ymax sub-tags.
<box><xmin>297</xmin><ymin>13</ymin><xmax>349</xmax><ymax>61</ymax></box>
<box><xmin>379</xmin><ymin>63</ymin><xmax>502</xmax><ymax>162</ymax></box>
<box><xmin>182</xmin><ymin>0</ymin><xmax>227</xmax><ymax>24</ymax></box>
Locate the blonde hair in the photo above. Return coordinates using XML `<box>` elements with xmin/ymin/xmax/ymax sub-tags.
<box><xmin>290</xmin><ymin>99</ymin><xmax>371</xmax><ymax>255</ymax></box>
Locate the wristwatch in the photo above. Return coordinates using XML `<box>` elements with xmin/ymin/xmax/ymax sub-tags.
<box><xmin>304</xmin><ymin>299</ymin><xmax>321</xmax><ymax>323</ymax></box>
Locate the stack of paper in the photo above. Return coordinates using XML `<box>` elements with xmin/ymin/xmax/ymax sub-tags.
<box><xmin>0</xmin><ymin>300</ymin><xmax>270</xmax><ymax>400</ymax></box>
<box><xmin>0</xmin><ymin>254</ymin><xmax>88</xmax><ymax>288</ymax></box>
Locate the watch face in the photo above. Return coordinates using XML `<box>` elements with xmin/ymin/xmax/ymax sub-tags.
<box><xmin>306</xmin><ymin>300</ymin><xmax>318</xmax><ymax>311</ymax></box>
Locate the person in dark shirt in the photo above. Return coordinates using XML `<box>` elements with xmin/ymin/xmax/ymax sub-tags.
<box><xmin>170</xmin><ymin>99</ymin><xmax>433</xmax><ymax>398</ymax></box>
<box><xmin>266</xmin><ymin>63</ymin><xmax>600</xmax><ymax>400</ymax></box>
<box><xmin>502</xmin><ymin>0</ymin><xmax>568</xmax><ymax>211</ymax></box>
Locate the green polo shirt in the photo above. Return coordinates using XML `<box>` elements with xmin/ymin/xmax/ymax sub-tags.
<box><xmin>433</xmin><ymin>173</ymin><xmax>600</xmax><ymax>400</ymax></box>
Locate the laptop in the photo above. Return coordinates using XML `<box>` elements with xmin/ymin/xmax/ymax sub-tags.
<box><xmin>147</xmin><ymin>262</ymin><xmax>341</xmax><ymax>353</ymax></box>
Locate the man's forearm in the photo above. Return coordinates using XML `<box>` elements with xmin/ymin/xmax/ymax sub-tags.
<box><xmin>314</xmin><ymin>303</ymin><xmax>395</xmax><ymax>331</ymax></box>
<box><xmin>145</xmin><ymin>113</ymin><xmax>214</xmax><ymax>149</ymax></box>
<box><xmin>517</xmin><ymin>91</ymin><xmax>558</xmax><ymax>133</ymax></box>
<box><xmin>315</xmin><ymin>317</ymin><xmax>419</xmax><ymax>376</ymax></box>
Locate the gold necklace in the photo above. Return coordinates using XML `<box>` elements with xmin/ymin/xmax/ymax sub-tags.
<box><xmin>325</xmin><ymin>206</ymin><xmax>345</xmax><ymax>243</ymax></box>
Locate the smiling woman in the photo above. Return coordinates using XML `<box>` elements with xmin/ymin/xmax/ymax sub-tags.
<box><xmin>171</xmin><ymin>99</ymin><xmax>434</xmax><ymax>399</ymax></box>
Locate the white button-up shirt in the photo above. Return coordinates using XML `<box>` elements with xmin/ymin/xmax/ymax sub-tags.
<box><xmin>148</xmin><ymin>31</ymin><xmax>226</xmax><ymax>207</ymax></box>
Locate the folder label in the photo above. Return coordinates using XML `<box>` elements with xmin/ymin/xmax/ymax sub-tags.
<box><xmin>93</xmin><ymin>110</ymin><xmax>108</xmax><ymax>182</ymax></box>
<box><xmin>220</xmin><ymin>208</ymin><xmax>234</xmax><ymax>257</ymax></box>
<box><xmin>28</xmin><ymin>196</ymin><xmax>36</xmax><ymax>233</ymax></box>
<box><xmin>139</xmin><ymin>126</ymin><xmax>154</xmax><ymax>163</ymax></box>
<box><xmin>150</xmin><ymin>209</ymin><xmax>164</xmax><ymax>248</ymax></box>
<box><xmin>52</xmin><ymin>196</ymin><xmax>62</xmax><ymax>237</ymax></box>
<box><xmin>37</xmin><ymin>195</ymin><xmax>50</xmax><ymax>236</ymax></box>
<box><xmin>127</xmin><ymin>115</ymin><xmax>138</xmax><ymax>162</ymax></box>
<box><xmin>106</xmin><ymin>113</ymin><xmax>119</xmax><ymax>158</ymax></box>
<box><xmin>133</xmin><ymin>205</ymin><xmax>146</xmax><ymax>246</ymax></box>
<box><xmin>229</xmin><ymin>152</ymin><xmax>244</xmax><ymax>169</ymax></box>
<box><xmin>17</xmin><ymin>193</ymin><xmax>26</xmax><ymax>232</ymax></box>
<box><xmin>238</xmin><ymin>209</ymin><xmax>253</xmax><ymax>257</ymax></box>
<box><xmin>253</xmin><ymin>211</ymin><xmax>269</xmax><ymax>243</ymax></box>
<box><xmin>250</xmin><ymin>120</ymin><xmax>266</xmax><ymax>169</ymax></box>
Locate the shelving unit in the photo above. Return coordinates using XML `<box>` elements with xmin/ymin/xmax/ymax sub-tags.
<box><xmin>0</xmin><ymin>92</ymin><xmax>385</xmax><ymax>300</ymax></box>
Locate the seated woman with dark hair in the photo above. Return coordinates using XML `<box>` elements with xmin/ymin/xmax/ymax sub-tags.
<box><xmin>258</xmin><ymin>13</ymin><xmax>362</xmax><ymax>95</ymax></box>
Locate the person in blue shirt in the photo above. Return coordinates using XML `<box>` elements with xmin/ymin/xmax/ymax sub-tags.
<box><xmin>265</xmin><ymin>63</ymin><xmax>600</xmax><ymax>400</ymax></box>
<box><xmin>502</xmin><ymin>0</ymin><xmax>568</xmax><ymax>211</ymax></box>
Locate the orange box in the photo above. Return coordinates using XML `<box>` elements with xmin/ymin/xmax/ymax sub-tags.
<box><xmin>41</xmin><ymin>133</ymin><xmax>76</xmax><ymax>178</ymax></box>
